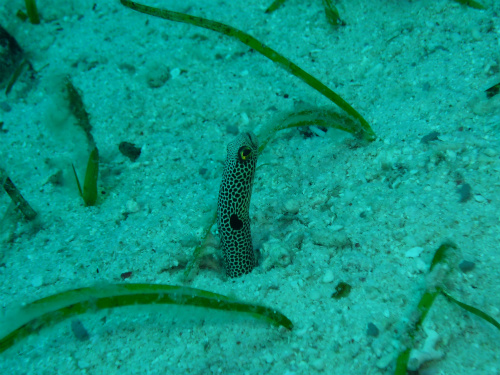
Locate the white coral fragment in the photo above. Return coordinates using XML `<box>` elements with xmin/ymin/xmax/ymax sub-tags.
<box><xmin>408</xmin><ymin>329</ymin><xmax>444</xmax><ymax>371</ymax></box>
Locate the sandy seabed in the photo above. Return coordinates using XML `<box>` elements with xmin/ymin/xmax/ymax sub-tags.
<box><xmin>0</xmin><ymin>0</ymin><xmax>499</xmax><ymax>374</ymax></box>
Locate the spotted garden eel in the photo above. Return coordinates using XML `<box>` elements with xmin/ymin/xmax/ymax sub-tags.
<box><xmin>217</xmin><ymin>132</ymin><xmax>259</xmax><ymax>278</ymax></box>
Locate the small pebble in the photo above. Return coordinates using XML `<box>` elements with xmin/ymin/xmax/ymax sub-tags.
<box><xmin>405</xmin><ymin>247</ymin><xmax>424</xmax><ymax>258</ymax></box>
<box><xmin>309</xmin><ymin>126</ymin><xmax>326</xmax><ymax>137</ymax></box>
<box><xmin>264</xmin><ymin>353</ymin><xmax>274</xmax><ymax>364</ymax></box>
<box><xmin>226</xmin><ymin>124</ymin><xmax>239</xmax><ymax>135</ymax></box>
<box><xmin>46</xmin><ymin>170</ymin><xmax>63</xmax><ymax>186</ymax></box>
<box><xmin>283</xmin><ymin>199</ymin><xmax>300</xmax><ymax>215</ymax></box>
<box><xmin>458</xmin><ymin>183</ymin><xmax>472</xmax><ymax>203</ymax></box>
<box><xmin>446</xmin><ymin>149</ymin><xmax>457</xmax><ymax>161</ymax></box>
<box><xmin>119</xmin><ymin>142</ymin><xmax>141</xmax><ymax>162</ymax></box>
<box><xmin>420</xmin><ymin>131</ymin><xmax>440</xmax><ymax>144</ymax></box>
<box><xmin>376</xmin><ymin>352</ymin><xmax>396</xmax><ymax>369</ymax></box>
<box><xmin>311</xmin><ymin>358</ymin><xmax>325</xmax><ymax>371</ymax></box>
<box><xmin>474</xmin><ymin>194</ymin><xmax>486</xmax><ymax>203</ymax></box>
<box><xmin>367</xmin><ymin>322</ymin><xmax>380</xmax><ymax>337</ymax></box>
<box><xmin>121</xmin><ymin>271</ymin><xmax>133</xmax><ymax>280</ymax></box>
<box><xmin>459</xmin><ymin>260</ymin><xmax>475</xmax><ymax>273</ymax></box>
<box><xmin>416</xmin><ymin>259</ymin><xmax>427</xmax><ymax>273</ymax></box>
<box><xmin>170</xmin><ymin>67</ymin><xmax>181</xmax><ymax>78</ymax></box>
<box><xmin>77</xmin><ymin>359</ymin><xmax>91</xmax><ymax>369</ymax></box>
<box><xmin>126</xmin><ymin>199</ymin><xmax>140</xmax><ymax>213</ymax></box>
<box><xmin>31</xmin><ymin>275</ymin><xmax>43</xmax><ymax>288</ymax></box>
<box><xmin>241</xmin><ymin>112</ymin><xmax>249</xmax><ymax>125</ymax></box>
<box><xmin>146</xmin><ymin>67</ymin><xmax>170</xmax><ymax>88</ymax></box>
<box><xmin>483</xmin><ymin>148</ymin><xmax>497</xmax><ymax>157</ymax></box>
<box><xmin>322</xmin><ymin>270</ymin><xmax>334</xmax><ymax>283</ymax></box>
<box><xmin>71</xmin><ymin>319</ymin><xmax>90</xmax><ymax>341</ymax></box>
<box><xmin>331</xmin><ymin>282</ymin><xmax>351</xmax><ymax>299</ymax></box>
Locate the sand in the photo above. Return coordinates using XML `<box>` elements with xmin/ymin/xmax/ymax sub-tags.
<box><xmin>0</xmin><ymin>0</ymin><xmax>499</xmax><ymax>374</ymax></box>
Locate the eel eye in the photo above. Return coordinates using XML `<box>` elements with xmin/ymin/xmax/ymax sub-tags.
<box><xmin>238</xmin><ymin>146</ymin><xmax>252</xmax><ymax>161</ymax></box>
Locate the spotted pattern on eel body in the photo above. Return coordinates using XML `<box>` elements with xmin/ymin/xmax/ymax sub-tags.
<box><xmin>217</xmin><ymin>132</ymin><xmax>259</xmax><ymax>278</ymax></box>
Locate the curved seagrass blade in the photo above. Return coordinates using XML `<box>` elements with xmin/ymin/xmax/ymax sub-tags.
<box><xmin>120</xmin><ymin>0</ymin><xmax>376</xmax><ymax>141</ymax></box>
<box><xmin>0</xmin><ymin>283</ymin><xmax>293</xmax><ymax>354</ymax></box>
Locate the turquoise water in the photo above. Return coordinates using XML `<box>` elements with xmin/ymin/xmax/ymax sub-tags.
<box><xmin>0</xmin><ymin>0</ymin><xmax>499</xmax><ymax>374</ymax></box>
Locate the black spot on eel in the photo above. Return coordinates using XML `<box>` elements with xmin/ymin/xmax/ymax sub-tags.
<box><xmin>217</xmin><ymin>132</ymin><xmax>259</xmax><ymax>278</ymax></box>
